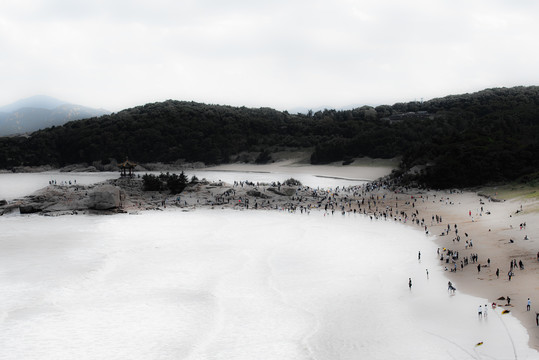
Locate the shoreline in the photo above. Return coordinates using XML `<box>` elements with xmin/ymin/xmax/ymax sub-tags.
<box><xmin>160</xmin><ymin>178</ymin><xmax>539</xmax><ymax>351</ymax></box>
<box><xmin>123</xmin><ymin>174</ymin><xmax>539</xmax><ymax>351</ymax></box>
<box><xmin>367</xmin><ymin>187</ymin><xmax>539</xmax><ymax>351</ymax></box>
<box><xmin>1</xmin><ymin>162</ymin><xmax>538</xmax><ymax>351</ymax></box>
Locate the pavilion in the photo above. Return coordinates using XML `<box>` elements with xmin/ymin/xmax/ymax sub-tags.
<box><xmin>118</xmin><ymin>159</ymin><xmax>137</xmax><ymax>177</ymax></box>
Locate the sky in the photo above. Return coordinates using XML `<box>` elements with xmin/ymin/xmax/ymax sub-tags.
<box><xmin>1</xmin><ymin>0</ymin><xmax>538</xmax><ymax>112</ymax></box>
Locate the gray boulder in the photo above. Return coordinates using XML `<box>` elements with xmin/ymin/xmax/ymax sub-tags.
<box><xmin>19</xmin><ymin>203</ymin><xmax>44</xmax><ymax>214</ymax></box>
<box><xmin>88</xmin><ymin>185</ymin><xmax>121</xmax><ymax>210</ymax></box>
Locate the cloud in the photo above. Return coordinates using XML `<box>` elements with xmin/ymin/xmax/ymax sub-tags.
<box><xmin>0</xmin><ymin>0</ymin><xmax>538</xmax><ymax>110</ymax></box>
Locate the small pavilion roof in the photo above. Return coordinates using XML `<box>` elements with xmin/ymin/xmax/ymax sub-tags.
<box><xmin>118</xmin><ymin>159</ymin><xmax>137</xmax><ymax>168</ymax></box>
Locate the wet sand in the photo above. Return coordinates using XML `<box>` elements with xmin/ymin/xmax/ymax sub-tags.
<box><xmin>191</xmin><ymin>161</ymin><xmax>539</xmax><ymax>351</ymax></box>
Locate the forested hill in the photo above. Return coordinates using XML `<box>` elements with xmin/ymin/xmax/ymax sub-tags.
<box><xmin>1</xmin><ymin>86</ymin><xmax>539</xmax><ymax>188</ymax></box>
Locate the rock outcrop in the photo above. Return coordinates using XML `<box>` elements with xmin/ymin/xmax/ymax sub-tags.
<box><xmin>0</xmin><ymin>175</ymin><xmax>309</xmax><ymax>217</ymax></box>
<box><xmin>0</xmin><ymin>182</ymin><xmax>126</xmax><ymax>216</ymax></box>
<box><xmin>88</xmin><ymin>185</ymin><xmax>121</xmax><ymax>210</ymax></box>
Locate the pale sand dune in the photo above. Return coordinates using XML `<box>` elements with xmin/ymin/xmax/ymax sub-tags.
<box><xmin>204</xmin><ymin>158</ymin><xmax>397</xmax><ymax>182</ymax></box>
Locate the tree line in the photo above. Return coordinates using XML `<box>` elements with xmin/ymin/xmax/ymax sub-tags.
<box><xmin>0</xmin><ymin>86</ymin><xmax>538</xmax><ymax>189</ymax></box>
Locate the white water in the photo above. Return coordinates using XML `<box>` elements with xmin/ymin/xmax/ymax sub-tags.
<box><xmin>0</xmin><ymin>173</ymin><xmax>538</xmax><ymax>359</ymax></box>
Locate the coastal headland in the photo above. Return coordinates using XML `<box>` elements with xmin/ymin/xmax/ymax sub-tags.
<box><xmin>1</xmin><ymin>160</ymin><xmax>538</xmax><ymax>351</ymax></box>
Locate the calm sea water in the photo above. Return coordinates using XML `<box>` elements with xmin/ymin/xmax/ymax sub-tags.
<box><xmin>0</xmin><ymin>173</ymin><xmax>537</xmax><ymax>360</ymax></box>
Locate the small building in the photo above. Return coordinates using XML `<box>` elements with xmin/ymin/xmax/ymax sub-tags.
<box><xmin>118</xmin><ymin>159</ymin><xmax>137</xmax><ymax>177</ymax></box>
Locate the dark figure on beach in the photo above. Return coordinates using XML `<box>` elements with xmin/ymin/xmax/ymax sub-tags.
<box><xmin>496</xmin><ymin>268</ymin><xmax>499</xmax><ymax>278</ymax></box>
<box><xmin>409</xmin><ymin>278</ymin><xmax>412</xmax><ymax>290</ymax></box>
<box><xmin>536</xmin><ymin>312</ymin><xmax>538</xmax><ymax>326</ymax></box>
<box><xmin>527</xmin><ymin>298</ymin><xmax>531</xmax><ymax>311</ymax></box>
<box><xmin>447</xmin><ymin>281</ymin><xmax>456</xmax><ymax>293</ymax></box>
<box><xmin>477</xmin><ymin>264</ymin><xmax>481</xmax><ymax>273</ymax></box>
<box><xmin>418</xmin><ymin>251</ymin><xmax>421</xmax><ymax>260</ymax></box>
<box><xmin>507</xmin><ymin>296</ymin><xmax>511</xmax><ymax>305</ymax></box>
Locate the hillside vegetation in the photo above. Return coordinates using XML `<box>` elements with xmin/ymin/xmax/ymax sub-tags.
<box><xmin>1</xmin><ymin>86</ymin><xmax>538</xmax><ymax>189</ymax></box>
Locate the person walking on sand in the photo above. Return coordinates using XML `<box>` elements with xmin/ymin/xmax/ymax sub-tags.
<box><xmin>478</xmin><ymin>305</ymin><xmax>483</xmax><ymax>318</ymax></box>
<box><xmin>484</xmin><ymin>304</ymin><xmax>488</xmax><ymax>317</ymax></box>
<box><xmin>527</xmin><ymin>298</ymin><xmax>531</xmax><ymax>311</ymax></box>
<box><xmin>496</xmin><ymin>268</ymin><xmax>499</xmax><ymax>279</ymax></box>
<box><xmin>418</xmin><ymin>251</ymin><xmax>421</xmax><ymax>261</ymax></box>
<box><xmin>409</xmin><ymin>278</ymin><xmax>412</xmax><ymax>290</ymax></box>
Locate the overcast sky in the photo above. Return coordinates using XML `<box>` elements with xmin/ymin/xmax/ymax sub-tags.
<box><xmin>1</xmin><ymin>0</ymin><xmax>538</xmax><ymax>112</ymax></box>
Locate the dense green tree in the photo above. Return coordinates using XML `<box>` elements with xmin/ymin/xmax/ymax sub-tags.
<box><xmin>1</xmin><ymin>86</ymin><xmax>539</xmax><ymax>189</ymax></box>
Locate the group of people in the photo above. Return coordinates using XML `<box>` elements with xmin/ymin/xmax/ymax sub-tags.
<box><xmin>478</xmin><ymin>304</ymin><xmax>489</xmax><ymax>318</ymax></box>
<box><xmin>48</xmin><ymin>179</ymin><xmax>77</xmax><ymax>185</ymax></box>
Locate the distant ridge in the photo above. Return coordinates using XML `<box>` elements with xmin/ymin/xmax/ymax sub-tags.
<box><xmin>0</xmin><ymin>95</ymin><xmax>110</xmax><ymax>136</ymax></box>
<box><xmin>0</xmin><ymin>95</ymin><xmax>68</xmax><ymax>112</ymax></box>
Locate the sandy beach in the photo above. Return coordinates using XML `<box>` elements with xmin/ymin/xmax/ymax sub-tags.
<box><xmin>193</xmin><ymin>160</ymin><xmax>539</xmax><ymax>351</ymax></box>
<box><xmin>405</xmin><ymin>188</ymin><xmax>539</xmax><ymax>350</ymax></box>
<box><xmin>358</xmin><ymin>186</ymin><xmax>539</xmax><ymax>351</ymax></box>
<box><xmin>2</xmin><ymin>158</ymin><xmax>538</xmax><ymax>352</ymax></box>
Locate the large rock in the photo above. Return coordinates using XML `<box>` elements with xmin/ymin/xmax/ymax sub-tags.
<box><xmin>19</xmin><ymin>203</ymin><xmax>44</xmax><ymax>214</ymax></box>
<box><xmin>0</xmin><ymin>203</ymin><xmax>19</xmax><ymax>215</ymax></box>
<box><xmin>88</xmin><ymin>185</ymin><xmax>121</xmax><ymax>210</ymax></box>
<box><xmin>43</xmin><ymin>200</ymin><xmax>87</xmax><ymax>213</ymax></box>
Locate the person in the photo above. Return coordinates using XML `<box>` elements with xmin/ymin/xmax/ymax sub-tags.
<box><xmin>409</xmin><ymin>278</ymin><xmax>412</xmax><ymax>289</ymax></box>
<box><xmin>484</xmin><ymin>304</ymin><xmax>488</xmax><ymax>317</ymax></box>
<box><xmin>507</xmin><ymin>296</ymin><xmax>511</xmax><ymax>305</ymax></box>
<box><xmin>477</xmin><ymin>264</ymin><xmax>481</xmax><ymax>273</ymax></box>
<box><xmin>496</xmin><ymin>268</ymin><xmax>499</xmax><ymax>278</ymax></box>
<box><xmin>536</xmin><ymin>312</ymin><xmax>538</xmax><ymax>326</ymax></box>
<box><xmin>426</xmin><ymin>269</ymin><xmax>429</xmax><ymax>279</ymax></box>
<box><xmin>478</xmin><ymin>305</ymin><xmax>483</xmax><ymax>318</ymax></box>
<box><xmin>418</xmin><ymin>251</ymin><xmax>421</xmax><ymax>260</ymax></box>
<box><xmin>527</xmin><ymin>298</ymin><xmax>531</xmax><ymax>311</ymax></box>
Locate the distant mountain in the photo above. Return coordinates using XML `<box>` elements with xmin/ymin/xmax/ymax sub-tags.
<box><xmin>0</xmin><ymin>95</ymin><xmax>110</xmax><ymax>136</ymax></box>
<box><xmin>0</xmin><ymin>95</ymin><xmax>69</xmax><ymax>113</ymax></box>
